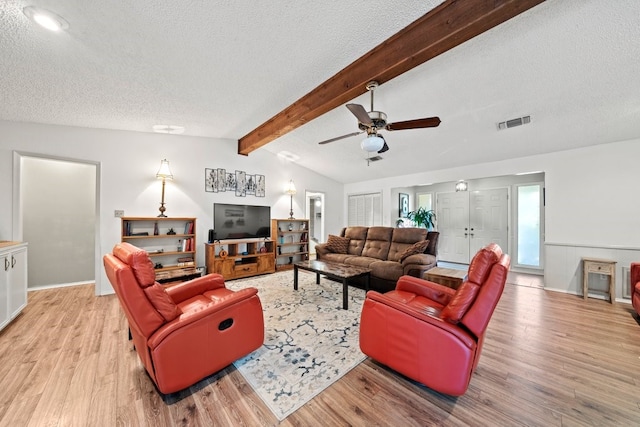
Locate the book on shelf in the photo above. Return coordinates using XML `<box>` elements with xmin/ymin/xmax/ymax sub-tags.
<box><xmin>184</xmin><ymin>221</ymin><xmax>194</xmax><ymax>235</ymax></box>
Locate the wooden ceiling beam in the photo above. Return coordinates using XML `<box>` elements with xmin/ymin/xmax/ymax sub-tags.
<box><xmin>238</xmin><ymin>0</ymin><xmax>545</xmax><ymax>155</ymax></box>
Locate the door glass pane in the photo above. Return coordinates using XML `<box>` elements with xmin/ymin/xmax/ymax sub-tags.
<box><xmin>417</xmin><ymin>193</ymin><xmax>432</xmax><ymax>210</ymax></box>
<box><xmin>517</xmin><ymin>185</ymin><xmax>540</xmax><ymax>267</ymax></box>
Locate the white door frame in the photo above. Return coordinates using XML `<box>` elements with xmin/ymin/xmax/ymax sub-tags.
<box><xmin>12</xmin><ymin>151</ymin><xmax>102</xmax><ymax>295</ymax></box>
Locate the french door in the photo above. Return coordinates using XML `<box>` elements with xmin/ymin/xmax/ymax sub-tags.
<box><xmin>437</xmin><ymin>188</ymin><xmax>509</xmax><ymax>263</ymax></box>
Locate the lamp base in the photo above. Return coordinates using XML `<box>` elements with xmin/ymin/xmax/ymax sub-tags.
<box><xmin>158</xmin><ymin>203</ymin><xmax>167</xmax><ymax>218</ymax></box>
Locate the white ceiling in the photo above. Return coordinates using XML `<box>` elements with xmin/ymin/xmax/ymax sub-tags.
<box><xmin>1</xmin><ymin>0</ymin><xmax>639</xmax><ymax>183</ymax></box>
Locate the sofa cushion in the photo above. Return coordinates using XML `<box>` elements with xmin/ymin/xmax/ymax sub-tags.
<box><xmin>344</xmin><ymin>227</ymin><xmax>368</xmax><ymax>256</ymax></box>
<box><xmin>144</xmin><ymin>283</ymin><xmax>181</xmax><ymax>322</ymax></box>
<box><xmin>370</xmin><ymin>260</ymin><xmax>404</xmax><ymax>281</ymax></box>
<box><xmin>398</xmin><ymin>240</ymin><xmax>430</xmax><ymax>262</ymax></box>
<box><xmin>441</xmin><ymin>281</ymin><xmax>481</xmax><ymax>324</ymax></box>
<box><xmin>321</xmin><ymin>253</ymin><xmax>355</xmax><ymax>264</ymax></box>
<box><xmin>361</xmin><ymin>227</ymin><xmax>393</xmax><ymax>260</ymax></box>
<box><xmin>388</xmin><ymin>228</ymin><xmax>428</xmax><ymax>262</ymax></box>
<box><xmin>325</xmin><ymin>234</ymin><xmax>350</xmax><ymax>254</ymax></box>
<box><xmin>344</xmin><ymin>256</ymin><xmax>379</xmax><ymax>268</ymax></box>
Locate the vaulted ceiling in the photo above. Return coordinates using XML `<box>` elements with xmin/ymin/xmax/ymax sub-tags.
<box><xmin>1</xmin><ymin>0</ymin><xmax>639</xmax><ymax>183</ymax></box>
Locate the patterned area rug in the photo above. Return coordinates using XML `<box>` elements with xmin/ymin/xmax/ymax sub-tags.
<box><xmin>226</xmin><ymin>271</ymin><xmax>366</xmax><ymax>421</ymax></box>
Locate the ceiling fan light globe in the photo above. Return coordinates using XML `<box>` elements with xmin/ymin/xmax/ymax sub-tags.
<box><xmin>361</xmin><ymin>135</ymin><xmax>384</xmax><ymax>152</ymax></box>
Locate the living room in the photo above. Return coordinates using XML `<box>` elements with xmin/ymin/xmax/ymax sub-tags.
<box><xmin>1</xmin><ymin>0</ymin><xmax>640</xmax><ymax>425</ymax></box>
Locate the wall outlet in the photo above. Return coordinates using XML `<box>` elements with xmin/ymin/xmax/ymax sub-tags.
<box><xmin>114</xmin><ymin>210</ymin><xmax>124</xmax><ymax>218</ymax></box>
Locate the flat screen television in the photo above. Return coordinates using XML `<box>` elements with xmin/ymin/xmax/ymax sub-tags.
<box><xmin>213</xmin><ymin>203</ymin><xmax>271</xmax><ymax>240</ymax></box>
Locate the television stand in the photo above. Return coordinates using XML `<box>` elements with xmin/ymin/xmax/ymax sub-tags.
<box><xmin>205</xmin><ymin>239</ymin><xmax>275</xmax><ymax>280</ymax></box>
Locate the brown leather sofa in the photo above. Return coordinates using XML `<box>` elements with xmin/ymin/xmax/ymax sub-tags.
<box><xmin>103</xmin><ymin>242</ymin><xmax>264</xmax><ymax>395</ymax></box>
<box><xmin>315</xmin><ymin>226</ymin><xmax>439</xmax><ymax>292</ymax></box>
<box><xmin>359</xmin><ymin>243</ymin><xmax>510</xmax><ymax>396</ymax></box>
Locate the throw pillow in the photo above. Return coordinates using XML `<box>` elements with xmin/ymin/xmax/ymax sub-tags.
<box><xmin>325</xmin><ymin>234</ymin><xmax>350</xmax><ymax>254</ymax></box>
<box><xmin>144</xmin><ymin>283</ymin><xmax>181</xmax><ymax>322</ymax></box>
<box><xmin>398</xmin><ymin>239</ymin><xmax>429</xmax><ymax>262</ymax></box>
<box><xmin>441</xmin><ymin>281</ymin><xmax>481</xmax><ymax>324</ymax></box>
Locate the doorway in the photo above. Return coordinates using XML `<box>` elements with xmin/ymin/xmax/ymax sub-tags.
<box><xmin>436</xmin><ymin>188</ymin><xmax>509</xmax><ymax>263</ymax></box>
<box><xmin>305</xmin><ymin>191</ymin><xmax>325</xmax><ymax>255</ymax></box>
<box><xmin>13</xmin><ymin>153</ymin><xmax>99</xmax><ymax>290</ymax></box>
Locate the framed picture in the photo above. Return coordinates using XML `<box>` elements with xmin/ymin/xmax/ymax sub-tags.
<box><xmin>205</xmin><ymin>168</ymin><xmax>215</xmax><ymax>192</ymax></box>
<box><xmin>399</xmin><ymin>193</ymin><xmax>409</xmax><ymax>218</ymax></box>
<box><xmin>216</xmin><ymin>168</ymin><xmax>226</xmax><ymax>192</ymax></box>
<box><xmin>235</xmin><ymin>170</ymin><xmax>246</xmax><ymax>197</ymax></box>
<box><xmin>245</xmin><ymin>174</ymin><xmax>256</xmax><ymax>195</ymax></box>
<box><xmin>225</xmin><ymin>172</ymin><xmax>236</xmax><ymax>191</ymax></box>
<box><xmin>256</xmin><ymin>175</ymin><xmax>265</xmax><ymax>197</ymax></box>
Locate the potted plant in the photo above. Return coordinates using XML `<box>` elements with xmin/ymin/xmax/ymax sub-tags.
<box><xmin>406</xmin><ymin>207</ymin><xmax>436</xmax><ymax>230</ymax></box>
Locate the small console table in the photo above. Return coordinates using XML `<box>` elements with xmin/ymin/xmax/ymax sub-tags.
<box><xmin>582</xmin><ymin>257</ymin><xmax>616</xmax><ymax>304</ymax></box>
<box><xmin>422</xmin><ymin>267</ymin><xmax>467</xmax><ymax>290</ymax></box>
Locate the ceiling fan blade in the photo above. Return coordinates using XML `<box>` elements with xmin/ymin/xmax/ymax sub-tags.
<box><xmin>386</xmin><ymin>117</ymin><xmax>441</xmax><ymax>131</ymax></box>
<box><xmin>346</xmin><ymin>104</ymin><xmax>373</xmax><ymax>127</ymax></box>
<box><xmin>377</xmin><ymin>141</ymin><xmax>389</xmax><ymax>153</ymax></box>
<box><xmin>317</xmin><ymin>131</ymin><xmax>363</xmax><ymax>145</ymax></box>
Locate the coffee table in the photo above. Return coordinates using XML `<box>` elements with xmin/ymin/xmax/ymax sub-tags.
<box><xmin>422</xmin><ymin>267</ymin><xmax>467</xmax><ymax>290</ymax></box>
<box><xmin>293</xmin><ymin>260</ymin><xmax>371</xmax><ymax>310</ymax></box>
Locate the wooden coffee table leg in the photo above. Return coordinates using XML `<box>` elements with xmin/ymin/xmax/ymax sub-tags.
<box><xmin>342</xmin><ymin>278</ymin><xmax>348</xmax><ymax>310</ymax></box>
<box><xmin>365</xmin><ymin>273</ymin><xmax>370</xmax><ymax>292</ymax></box>
<box><xmin>294</xmin><ymin>265</ymin><xmax>298</xmax><ymax>290</ymax></box>
<box><xmin>316</xmin><ymin>272</ymin><xmax>320</xmax><ymax>284</ymax></box>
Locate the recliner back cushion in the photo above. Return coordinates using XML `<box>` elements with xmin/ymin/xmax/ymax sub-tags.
<box><xmin>361</xmin><ymin>227</ymin><xmax>393</xmax><ymax>260</ymax></box>
<box><xmin>441</xmin><ymin>281</ymin><xmax>481</xmax><ymax>323</ymax></box>
<box><xmin>114</xmin><ymin>243</ymin><xmax>156</xmax><ymax>288</ymax></box>
<box><xmin>467</xmin><ymin>244</ymin><xmax>502</xmax><ymax>285</ymax></box>
<box><xmin>343</xmin><ymin>227</ymin><xmax>368</xmax><ymax>256</ymax></box>
<box><xmin>144</xmin><ymin>283</ymin><xmax>181</xmax><ymax>322</ymax></box>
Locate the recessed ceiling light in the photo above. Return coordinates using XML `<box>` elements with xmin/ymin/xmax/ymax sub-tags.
<box><xmin>23</xmin><ymin>6</ymin><xmax>69</xmax><ymax>32</ymax></box>
<box><xmin>153</xmin><ymin>125</ymin><xmax>185</xmax><ymax>134</ymax></box>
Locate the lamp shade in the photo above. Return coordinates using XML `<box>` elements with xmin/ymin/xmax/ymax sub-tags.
<box><xmin>156</xmin><ymin>159</ymin><xmax>173</xmax><ymax>180</ymax></box>
<box><xmin>361</xmin><ymin>134</ymin><xmax>385</xmax><ymax>152</ymax></box>
<box><xmin>284</xmin><ymin>179</ymin><xmax>297</xmax><ymax>195</ymax></box>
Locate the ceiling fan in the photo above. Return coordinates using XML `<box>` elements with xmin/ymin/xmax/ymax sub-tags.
<box><xmin>318</xmin><ymin>81</ymin><xmax>441</xmax><ymax>154</ymax></box>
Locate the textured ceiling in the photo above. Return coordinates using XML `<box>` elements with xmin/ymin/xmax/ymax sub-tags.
<box><xmin>1</xmin><ymin>0</ymin><xmax>639</xmax><ymax>183</ymax></box>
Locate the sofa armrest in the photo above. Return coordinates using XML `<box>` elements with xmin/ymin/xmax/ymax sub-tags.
<box><xmin>148</xmin><ymin>287</ymin><xmax>260</xmax><ymax>348</ymax></box>
<box><xmin>364</xmin><ymin>291</ymin><xmax>475</xmax><ymax>348</ymax></box>
<box><xmin>395</xmin><ymin>275</ymin><xmax>456</xmax><ymax>306</ymax></box>
<box><xmin>401</xmin><ymin>253</ymin><xmax>436</xmax><ymax>266</ymax></box>
<box><xmin>165</xmin><ymin>273</ymin><xmax>226</xmax><ymax>303</ymax></box>
<box><xmin>315</xmin><ymin>243</ymin><xmax>330</xmax><ymax>259</ymax></box>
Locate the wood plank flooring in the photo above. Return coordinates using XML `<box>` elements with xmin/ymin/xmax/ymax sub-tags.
<box><xmin>1</xmin><ymin>281</ymin><xmax>639</xmax><ymax>426</ymax></box>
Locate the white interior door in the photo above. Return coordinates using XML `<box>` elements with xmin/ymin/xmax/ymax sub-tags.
<box><xmin>437</xmin><ymin>188</ymin><xmax>508</xmax><ymax>264</ymax></box>
<box><xmin>436</xmin><ymin>192</ymin><xmax>470</xmax><ymax>263</ymax></box>
<box><xmin>469</xmin><ymin>188</ymin><xmax>509</xmax><ymax>256</ymax></box>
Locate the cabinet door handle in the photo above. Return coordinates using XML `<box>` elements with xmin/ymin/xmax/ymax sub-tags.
<box><xmin>4</xmin><ymin>258</ymin><xmax>9</xmax><ymax>271</ymax></box>
<box><xmin>12</xmin><ymin>255</ymin><xmax>16</xmax><ymax>268</ymax></box>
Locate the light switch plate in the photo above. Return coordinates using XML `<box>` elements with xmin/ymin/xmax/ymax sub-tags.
<box><xmin>114</xmin><ymin>210</ymin><xmax>124</xmax><ymax>218</ymax></box>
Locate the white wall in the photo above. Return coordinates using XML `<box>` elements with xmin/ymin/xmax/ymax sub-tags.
<box><xmin>344</xmin><ymin>138</ymin><xmax>640</xmax><ymax>299</ymax></box>
<box><xmin>0</xmin><ymin>120</ymin><xmax>343</xmax><ymax>295</ymax></box>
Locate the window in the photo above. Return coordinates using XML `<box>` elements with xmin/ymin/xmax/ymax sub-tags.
<box><xmin>516</xmin><ymin>184</ymin><xmax>543</xmax><ymax>267</ymax></box>
<box><xmin>348</xmin><ymin>192</ymin><xmax>382</xmax><ymax>226</ymax></box>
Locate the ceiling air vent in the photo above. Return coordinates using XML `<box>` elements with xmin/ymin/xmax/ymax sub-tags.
<box><xmin>497</xmin><ymin>115</ymin><xmax>531</xmax><ymax>130</ymax></box>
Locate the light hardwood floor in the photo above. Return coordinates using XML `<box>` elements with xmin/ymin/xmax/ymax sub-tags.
<box><xmin>1</xmin><ymin>280</ymin><xmax>639</xmax><ymax>426</ymax></box>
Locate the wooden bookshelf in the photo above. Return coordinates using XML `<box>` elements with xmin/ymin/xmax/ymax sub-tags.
<box><xmin>271</xmin><ymin>219</ymin><xmax>310</xmax><ymax>271</ymax></box>
<box><xmin>121</xmin><ymin>217</ymin><xmax>198</xmax><ymax>283</ymax></box>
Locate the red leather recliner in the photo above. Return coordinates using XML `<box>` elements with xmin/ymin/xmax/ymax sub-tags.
<box><xmin>359</xmin><ymin>243</ymin><xmax>510</xmax><ymax>396</ymax></box>
<box><xmin>103</xmin><ymin>242</ymin><xmax>264</xmax><ymax>394</ymax></box>
<box><xmin>631</xmin><ymin>263</ymin><xmax>640</xmax><ymax>316</ymax></box>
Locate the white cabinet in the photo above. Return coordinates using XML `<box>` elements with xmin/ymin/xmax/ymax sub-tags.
<box><xmin>0</xmin><ymin>242</ymin><xmax>28</xmax><ymax>331</ymax></box>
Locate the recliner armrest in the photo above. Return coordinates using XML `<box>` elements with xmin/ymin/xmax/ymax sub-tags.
<box><xmin>165</xmin><ymin>273</ymin><xmax>226</xmax><ymax>303</ymax></box>
<box><xmin>395</xmin><ymin>275</ymin><xmax>455</xmax><ymax>306</ymax></box>
<box><xmin>148</xmin><ymin>287</ymin><xmax>260</xmax><ymax>348</ymax></box>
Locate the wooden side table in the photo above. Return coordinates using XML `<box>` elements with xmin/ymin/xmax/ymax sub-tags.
<box><xmin>422</xmin><ymin>267</ymin><xmax>467</xmax><ymax>290</ymax></box>
<box><xmin>582</xmin><ymin>257</ymin><xmax>616</xmax><ymax>304</ymax></box>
